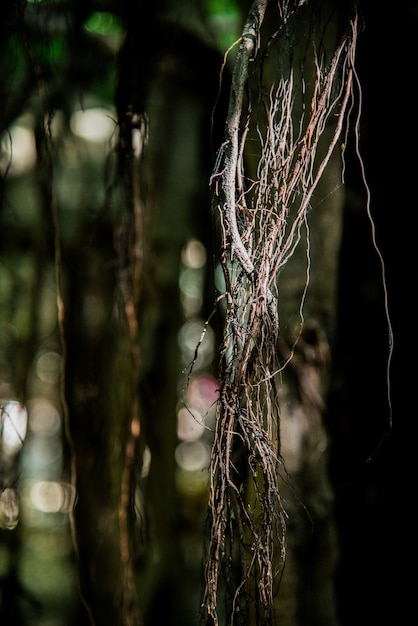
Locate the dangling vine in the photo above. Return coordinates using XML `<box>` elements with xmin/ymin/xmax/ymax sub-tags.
<box><xmin>202</xmin><ymin>1</ymin><xmax>359</xmax><ymax>624</ymax></box>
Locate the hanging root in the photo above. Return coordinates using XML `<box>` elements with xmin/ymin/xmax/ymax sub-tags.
<box><xmin>203</xmin><ymin>1</ymin><xmax>359</xmax><ymax>624</ymax></box>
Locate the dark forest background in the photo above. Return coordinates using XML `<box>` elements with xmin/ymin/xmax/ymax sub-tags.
<box><xmin>0</xmin><ymin>1</ymin><xmax>413</xmax><ymax>625</ymax></box>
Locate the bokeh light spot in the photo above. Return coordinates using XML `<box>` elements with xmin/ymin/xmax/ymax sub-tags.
<box><xmin>35</xmin><ymin>351</ymin><xmax>62</xmax><ymax>385</ymax></box>
<box><xmin>0</xmin><ymin>124</ymin><xmax>37</xmax><ymax>176</ymax></box>
<box><xmin>175</xmin><ymin>440</ymin><xmax>210</xmax><ymax>472</ymax></box>
<box><xmin>70</xmin><ymin>108</ymin><xmax>115</xmax><ymax>143</ymax></box>
<box><xmin>30</xmin><ymin>481</ymin><xmax>75</xmax><ymax>514</ymax></box>
<box><xmin>181</xmin><ymin>239</ymin><xmax>207</xmax><ymax>269</ymax></box>
<box><xmin>27</xmin><ymin>398</ymin><xmax>61</xmax><ymax>435</ymax></box>
<box><xmin>1</xmin><ymin>401</ymin><xmax>28</xmax><ymax>454</ymax></box>
<box><xmin>177</xmin><ymin>406</ymin><xmax>205</xmax><ymax>441</ymax></box>
<box><xmin>178</xmin><ymin>319</ymin><xmax>215</xmax><ymax>369</ymax></box>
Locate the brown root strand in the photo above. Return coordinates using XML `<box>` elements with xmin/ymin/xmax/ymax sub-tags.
<box><xmin>202</xmin><ymin>1</ymin><xmax>359</xmax><ymax>624</ymax></box>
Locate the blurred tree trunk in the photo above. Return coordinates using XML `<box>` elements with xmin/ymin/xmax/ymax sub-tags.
<box><xmin>107</xmin><ymin>3</ymin><xmax>225</xmax><ymax>625</ymax></box>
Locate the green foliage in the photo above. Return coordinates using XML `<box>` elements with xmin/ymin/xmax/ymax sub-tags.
<box><xmin>84</xmin><ymin>11</ymin><xmax>123</xmax><ymax>38</ymax></box>
<box><xmin>206</xmin><ymin>0</ymin><xmax>242</xmax><ymax>51</ymax></box>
